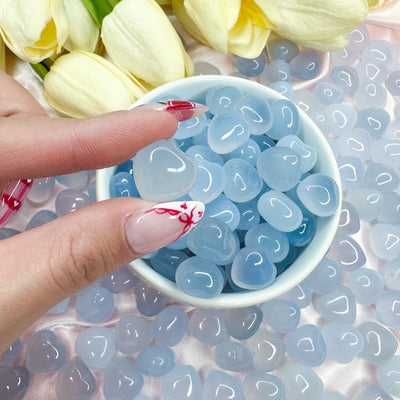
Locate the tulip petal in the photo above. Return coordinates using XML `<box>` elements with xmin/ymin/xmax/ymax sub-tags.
<box><xmin>0</xmin><ymin>36</ymin><xmax>5</xmax><ymax>72</ymax></box>
<box><xmin>255</xmin><ymin>0</ymin><xmax>369</xmax><ymax>43</ymax></box>
<box><xmin>44</xmin><ymin>50</ymin><xmax>146</xmax><ymax>118</ymax></box>
<box><xmin>298</xmin><ymin>33</ymin><xmax>349</xmax><ymax>52</ymax></box>
<box><xmin>229</xmin><ymin>24</ymin><xmax>271</xmax><ymax>58</ymax></box>
<box><xmin>102</xmin><ymin>0</ymin><xmax>191</xmax><ymax>87</ymax></box>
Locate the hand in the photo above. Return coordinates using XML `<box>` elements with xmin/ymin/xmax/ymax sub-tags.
<box><xmin>0</xmin><ymin>72</ymin><xmax>205</xmax><ymax>353</ymax></box>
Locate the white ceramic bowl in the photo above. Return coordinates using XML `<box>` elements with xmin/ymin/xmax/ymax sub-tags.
<box><xmin>97</xmin><ymin>75</ymin><xmax>342</xmax><ymax>309</ymax></box>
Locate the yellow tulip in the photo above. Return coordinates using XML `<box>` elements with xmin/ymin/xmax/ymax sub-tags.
<box><xmin>62</xmin><ymin>0</ymin><xmax>99</xmax><ymax>52</ymax></box>
<box><xmin>43</xmin><ymin>50</ymin><xmax>147</xmax><ymax>118</ymax></box>
<box><xmin>0</xmin><ymin>0</ymin><xmax>69</xmax><ymax>63</ymax></box>
<box><xmin>0</xmin><ymin>36</ymin><xmax>5</xmax><ymax>72</ymax></box>
<box><xmin>101</xmin><ymin>0</ymin><xmax>193</xmax><ymax>88</ymax></box>
<box><xmin>256</xmin><ymin>0</ymin><xmax>370</xmax><ymax>51</ymax></box>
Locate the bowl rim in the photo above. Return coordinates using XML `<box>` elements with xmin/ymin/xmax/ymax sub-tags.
<box><xmin>96</xmin><ymin>75</ymin><xmax>342</xmax><ymax>309</ymax></box>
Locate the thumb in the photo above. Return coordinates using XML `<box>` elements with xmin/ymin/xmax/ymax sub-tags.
<box><xmin>0</xmin><ymin>198</ymin><xmax>204</xmax><ymax>351</ymax></box>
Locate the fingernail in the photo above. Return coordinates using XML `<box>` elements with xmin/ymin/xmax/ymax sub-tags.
<box><xmin>134</xmin><ymin>101</ymin><xmax>208</xmax><ymax>122</ymax></box>
<box><xmin>0</xmin><ymin>179</ymin><xmax>33</xmax><ymax>228</ymax></box>
<box><xmin>125</xmin><ymin>200</ymin><xmax>205</xmax><ymax>255</ymax></box>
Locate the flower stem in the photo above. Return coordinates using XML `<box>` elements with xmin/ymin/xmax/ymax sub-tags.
<box><xmin>107</xmin><ymin>0</ymin><xmax>121</xmax><ymax>7</ymax></box>
<box><xmin>30</xmin><ymin>62</ymin><xmax>49</xmax><ymax>80</ymax></box>
<box><xmin>80</xmin><ymin>0</ymin><xmax>113</xmax><ymax>27</ymax></box>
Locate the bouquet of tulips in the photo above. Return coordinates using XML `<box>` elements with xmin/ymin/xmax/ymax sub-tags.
<box><xmin>0</xmin><ymin>0</ymin><xmax>379</xmax><ymax>118</ymax></box>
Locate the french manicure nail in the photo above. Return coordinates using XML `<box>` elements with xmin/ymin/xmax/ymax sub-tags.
<box><xmin>125</xmin><ymin>200</ymin><xmax>205</xmax><ymax>255</ymax></box>
<box><xmin>0</xmin><ymin>179</ymin><xmax>33</xmax><ymax>228</ymax></box>
<box><xmin>133</xmin><ymin>101</ymin><xmax>208</xmax><ymax>122</ymax></box>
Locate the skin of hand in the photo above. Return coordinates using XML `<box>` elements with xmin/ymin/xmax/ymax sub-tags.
<box><xmin>0</xmin><ymin>71</ymin><xmax>184</xmax><ymax>353</ymax></box>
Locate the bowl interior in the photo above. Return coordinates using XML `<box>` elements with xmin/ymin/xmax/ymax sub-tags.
<box><xmin>97</xmin><ymin>75</ymin><xmax>341</xmax><ymax>309</ymax></box>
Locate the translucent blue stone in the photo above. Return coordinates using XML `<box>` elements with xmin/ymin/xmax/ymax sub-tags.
<box><xmin>346</xmin><ymin>188</ymin><xmax>383</xmax><ymax>222</ymax></box>
<box><xmin>76</xmin><ymin>287</ymin><xmax>114</xmax><ymax>323</ymax></box>
<box><xmin>293</xmin><ymin>89</ymin><xmax>320</xmax><ymax>115</ymax></box>
<box><xmin>363</xmin><ymin>162</ymin><xmax>400</xmax><ymax>192</ymax></box>
<box><xmin>286</xmin><ymin>208</ymin><xmax>316</xmax><ymax>247</ymax></box>
<box><xmin>235</xmin><ymin>54</ymin><xmax>266</xmax><ymax>77</ymax></box>
<box><xmin>110</xmin><ymin>171</ymin><xmax>139</xmax><ymax>198</ymax></box>
<box><xmin>348</xmin><ymin>268</ymin><xmax>384</xmax><ymax>306</ymax></box>
<box><xmin>55</xmin><ymin>189</ymin><xmax>91</xmax><ymax>217</ymax></box>
<box><xmin>337</xmin><ymin>128</ymin><xmax>371</xmax><ymax>160</ymax></box>
<box><xmin>176</xmin><ymin>255</ymin><xmax>225</xmax><ymax>298</ymax></box>
<box><xmin>203</xmin><ymin>194</ymin><xmax>240</xmax><ymax>231</ymax></box>
<box><xmin>87</xmin><ymin>181</ymin><xmax>96</xmax><ymax>203</ymax></box>
<box><xmin>258</xmin><ymin>190</ymin><xmax>303</xmax><ymax>232</ymax></box>
<box><xmin>386</xmin><ymin>69</ymin><xmax>400</xmax><ymax>95</ymax></box>
<box><xmin>116</xmin><ymin>315</ymin><xmax>153</xmax><ymax>354</ymax></box>
<box><xmin>235</xmin><ymin>199</ymin><xmax>260</xmax><ymax>231</ymax></box>
<box><xmin>313</xmin><ymin>82</ymin><xmax>344</xmax><ymax>105</ymax></box>
<box><xmin>289</xmin><ymin>50</ymin><xmax>320</xmax><ymax>80</ymax></box>
<box><xmin>356</xmin><ymin>58</ymin><xmax>389</xmax><ymax>85</ymax></box>
<box><xmin>371</xmin><ymin>138</ymin><xmax>400</xmax><ymax>168</ymax></box>
<box><xmin>234</xmin><ymin>94</ymin><xmax>273</xmax><ymax>135</ymax></box>
<box><xmin>310</xmin><ymin>108</ymin><xmax>330</xmax><ymax>134</ymax></box>
<box><xmin>362</xmin><ymin>40</ymin><xmax>393</xmax><ymax>65</ymax></box>
<box><xmin>259</xmin><ymin>59</ymin><xmax>291</xmax><ymax>84</ymax></box>
<box><xmin>286</xmin><ymin>324</ymin><xmax>326</xmax><ymax>367</ymax></box>
<box><xmin>48</xmin><ymin>298</ymin><xmax>70</xmax><ymax>314</ymax></box>
<box><xmin>376</xmin><ymin>356</ymin><xmax>400</xmax><ymax>397</ymax></box>
<box><xmin>56</xmin><ymin>171</ymin><xmax>90</xmax><ymax>190</ymax></box>
<box><xmin>331</xmin><ymin>65</ymin><xmax>360</xmax><ymax>95</ymax></box>
<box><xmin>56</xmin><ymin>360</ymin><xmax>96</xmax><ymax>400</ymax></box>
<box><xmin>328</xmin><ymin>235</ymin><xmax>366</xmax><ymax>271</ymax></box>
<box><xmin>384</xmin><ymin>257</ymin><xmax>400</xmax><ymax>290</ymax></box>
<box><xmin>25</xmin><ymin>209</ymin><xmax>58</xmax><ymax>230</ymax></box>
<box><xmin>281</xmin><ymin>362</ymin><xmax>323</xmax><ymax>400</ymax></box>
<box><xmin>0</xmin><ymin>338</ymin><xmax>21</xmax><ymax>366</ymax></box>
<box><xmin>25</xmin><ymin>329</ymin><xmax>67</xmax><ymax>373</ymax></box>
<box><xmin>393</xmin><ymin>44</ymin><xmax>400</xmax><ymax>69</ymax></box>
<box><xmin>174</xmin><ymin>114</ymin><xmax>208</xmax><ymax>140</ymax></box>
<box><xmin>133</xmin><ymin>139</ymin><xmax>198</xmax><ymax>201</ymax></box>
<box><xmin>192</xmin><ymin>128</ymin><xmax>209</xmax><ymax>146</ymax></box>
<box><xmin>149</xmin><ymin>248</ymin><xmax>188</xmax><ymax>281</ymax></box>
<box><xmin>297</xmin><ymin>173</ymin><xmax>339</xmax><ymax>216</ymax></box>
<box><xmin>337</xmin><ymin>156</ymin><xmax>365</xmax><ymax>190</ymax></box>
<box><xmin>370</xmin><ymin>223</ymin><xmax>400</xmax><ymax>260</ymax></box>
<box><xmin>185</xmin><ymin>144</ymin><xmax>224</xmax><ymax>165</ymax></box>
<box><xmin>262</xmin><ymin>299</ymin><xmax>300</xmax><ymax>334</ymax></box>
<box><xmin>304</xmin><ymin>257</ymin><xmax>342</xmax><ymax>295</ymax></box>
<box><xmin>243</xmin><ymin>371</ymin><xmax>286</xmax><ymax>400</ymax></box>
<box><xmin>188</xmin><ymin>159</ymin><xmax>226</xmax><ymax>204</ymax></box>
<box><xmin>203</xmin><ymin>370</ymin><xmax>244</xmax><ymax>400</ymax></box>
<box><xmin>224</xmin><ymin>306</ymin><xmax>263</xmax><ymax>340</ymax></box>
<box><xmin>251</xmin><ymin>134</ymin><xmax>275</xmax><ymax>152</ymax></box>
<box><xmin>322</xmin><ymin>391</ymin><xmax>348</xmax><ymax>400</ymax></box>
<box><xmin>104</xmin><ymin>359</ymin><xmax>143</xmax><ymax>400</ymax></box>
<box><xmin>331</xmin><ymin>47</ymin><xmax>359</xmax><ymax>66</ymax></box>
<box><xmin>354</xmin><ymin>81</ymin><xmax>387</xmax><ymax>109</ymax></box>
<box><xmin>245</xmin><ymin>222</ymin><xmax>289</xmax><ymax>262</ymax></box>
<box><xmin>376</xmin><ymin>290</ymin><xmax>400</xmax><ymax>329</ymax></box>
<box><xmin>222</xmin><ymin>158</ymin><xmax>263</xmax><ymax>202</ymax></box>
<box><xmin>257</xmin><ymin>147</ymin><xmax>302</xmax><ymax>191</ymax></box>
<box><xmin>277</xmin><ymin>135</ymin><xmax>317</xmax><ymax>173</ymax></box>
<box><xmin>172</xmin><ymin>137</ymin><xmax>195</xmax><ymax>152</ymax></box>
<box><xmin>205</xmin><ymin>86</ymin><xmax>243</xmax><ymax>115</ymax></box>
<box><xmin>152</xmin><ymin>305</ymin><xmax>188</xmax><ymax>346</ymax></box>
<box><xmin>356</xmin><ymin>107</ymin><xmax>390</xmax><ymax>139</ymax></box>
<box><xmin>356</xmin><ymin>385</ymin><xmax>393</xmax><ymax>400</ymax></box>
<box><xmin>348</xmin><ymin>23</ymin><xmax>370</xmax><ymax>54</ymax></box>
<box><xmin>188</xmin><ymin>308</ymin><xmax>227</xmax><ymax>345</ymax></box>
<box><xmin>267</xmin><ymin>80</ymin><xmax>294</xmax><ymax>99</ymax></box>
<box><xmin>325</xmin><ymin>104</ymin><xmax>358</xmax><ymax>136</ymax></box>
<box><xmin>321</xmin><ymin>322</ymin><xmax>364</xmax><ymax>364</ymax></box>
<box><xmin>0</xmin><ymin>228</ymin><xmax>20</xmax><ymax>240</ymax></box>
<box><xmin>162</xmin><ymin>365</ymin><xmax>202</xmax><ymax>400</ymax></box>
<box><xmin>386</xmin><ymin>119</ymin><xmax>400</xmax><ymax>139</ymax></box>
<box><xmin>76</xmin><ymin>326</ymin><xmax>115</xmax><ymax>370</ymax></box>
<box><xmin>231</xmin><ymin>246</ymin><xmax>276</xmax><ymax>290</ymax></box>
<box><xmin>134</xmin><ymin>281</ymin><xmax>168</xmax><ymax>317</ymax></box>
<box><xmin>225</xmin><ymin>138</ymin><xmax>261</xmax><ymax>166</ymax></box>
<box><xmin>315</xmin><ymin>285</ymin><xmax>356</xmax><ymax>323</ymax></box>
<box><xmin>268</xmin><ymin>99</ymin><xmax>300</xmax><ymax>140</ymax></box>
<box><xmin>194</xmin><ymin>61</ymin><xmax>220</xmax><ymax>76</ymax></box>
<box><xmin>269</xmin><ymin>39</ymin><xmax>299</xmax><ymax>62</ymax></box>
<box><xmin>115</xmin><ymin>159</ymin><xmax>133</xmax><ymax>174</ymax></box>
<box><xmin>215</xmin><ymin>341</ymin><xmax>253</xmax><ymax>372</ymax></box>
<box><xmin>246</xmin><ymin>328</ymin><xmax>286</xmax><ymax>372</ymax></box>
<box><xmin>358</xmin><ymin>322</ymin><xmax>398</xmax><ymax>365</ymax></box>
<box><xmin>279</xmin><ymin>281</ymin><xmax>312</xmax><ymax>309</ymax></box>
<box><xmin>207</xmin><ymin>114</ymin><xmax>249</xmax><ymax>154</ymax></box>
<box><xmin>136</xmin><ymin>345</ymin><xmax>175</xmax><ymax>377</ymax></box>
<box><xmin>27</xmin><ymin>176</ymin><xmax>55</xmax><ymax>203</ymax></box>
<box><xmin>101</xmin><ymin>266</ymin><xmax>137</xmax><ymax>294</ymax></box>
<box><xmin>337</xmin><ymin>200</ymin><xmax>360</xmax><ymax>235</ymax></box>
<box><xmin>0</xmin><ymin>366</ymin><xmax>30</xmax><ymax>400</ymax></box>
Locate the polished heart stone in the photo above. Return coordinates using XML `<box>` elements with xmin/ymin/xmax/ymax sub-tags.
<box><xmin>0</xmin><ymin>338</ymin><xmax>21</xmax><ymax>366</ymax></box>
<box><xmin>376</xmin><ymin>290</ymin><xmax>400</xmax><ymax>329</ymax></box>
<box><xmin>116</xmin><ymin>315</ymin><xmax>153</xmax><ymax>354</ymax></box>
<box><xmin>188</xmin><ymin>309</ymin><xmax>227</xmax><ymax>345</ymax></box>
<box><xmin>243</xmin><ymin>371</ymin><xmax>285</xmax><ymax>400</ymax></box>
<box><xmin>161</xmin><ymin>365</ymin><xmax>202</xmax><ymax>400</ymax></box>
<box><xmin>25</xmin><ymin>329</ymin><xmax>67</xmax><ymax>373</ymax></box>
<box><xmin>202</xmin><ymin>370</ymin><xmax>244</xmax><ymax>400</ymax></box>
<box><xmin>0</xmin><ymin>366</ymin><xmax>30</xmax><ymax>400</ymax></box>
<box><xmin>356</xmin><ymin>385</ymin><xmax>393</xmax><ymax>400</ymax></box>
<box><xmin>376</xmin><ymin>356</ymin><xmax>400</xmax><ymax>397</ymax></box>
<box><xmin>261</xmin><ymin>299</ymin><xmax>300</xmax><ymax>334</ymax></box>
<box><xmin>224</xmin><ymin>306</ymin><xmax>263</xmax><ymax>340</ymax></box>
<box><xmin>215</xmin><ymin>341</ymin><xmax>253</xmax><ymax>372</ymax></box>
<box><xmin>136</xmin><ymin>345</ymin><xmax>175</xmax><ymax>377</ymax></box>
<box><xmin>133</xmin><ymin>139</ymin><xmax>198</xmax><ymax>201</ymax></box>
<box><xmin>133</xmin><ymin>280</ymin><xmax>168</xmax><ymax>317</ymax></box>
<box><xmin>328</xmin><ymin>235</ymin><xmax>366</xmax><ymax>271</ymax></box>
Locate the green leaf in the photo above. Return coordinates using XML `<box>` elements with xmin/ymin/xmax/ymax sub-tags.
<box><xmin>107</xmin><ymin>0</ymin><xmax>121</xmax><ymax>7</ymax></box>
<box><xmin>30</xmin><ymin>62</ymin><xmax>49</xmax><ymax>80</ymax></box>
<box><xmin>80</xmin><ymin>0</ymin><xmax>113</xmax><ymax>27</ymax></box>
